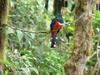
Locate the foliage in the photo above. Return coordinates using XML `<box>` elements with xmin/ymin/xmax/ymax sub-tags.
<box><xmin>5</xmin><ymin>0</ymin><xmax>69</xmax><ymax>75</ymax></box>
<box><xmin>3</xmin><ymin>0</ymin><xmax>100</xmax><ymax>75</ymax></box>
<box><xmin>93</xmin><ymin>11</ymin><xmax>100</xmax><ymax>33</ymax></box>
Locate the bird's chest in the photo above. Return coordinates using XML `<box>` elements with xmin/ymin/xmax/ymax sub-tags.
<box><xmin>53</xmin><ymin>21</ymin><xmax>63</xmax><ymax>30</ymax></box>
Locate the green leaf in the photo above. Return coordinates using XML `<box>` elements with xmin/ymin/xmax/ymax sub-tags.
<box><xmin>95</xmin><ymin>11</ymin><xmax>100</xmax><ymax>18</ymax></box>
<box><xmin>16</xmin><ymin>30</ymin><xmax>23</xmax><ymax>42</ymax></box>
<box><xmin>68</xmin><ymin>25</ymin><xmax>75</xmax><ymax>31</ymax></box>
<box><xmin>30</xmin><ymin>33</ymin><xmax>35</xmax><ymax>39</ymax></box>
<box><xmin>7</xmin><ymin>27</ymin><xmax>14</xmax><ymax>34</ymax></box>
<box><xmin>33</xmin><ymin>67</ymin><xmax>39</xmax><ymax>75</ymax></box>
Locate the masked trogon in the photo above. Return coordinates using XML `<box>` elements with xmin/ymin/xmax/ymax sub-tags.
<box><xmin>50</xmin><ymin>15</ymin><xmax>64</xmax><ymax>48</ymax></box>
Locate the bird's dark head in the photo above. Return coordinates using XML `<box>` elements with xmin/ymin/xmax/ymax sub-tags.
<box><xmin>56</xmin><ymin>15</ymin><xmax>64</xmax><ymax>23</ymax></box>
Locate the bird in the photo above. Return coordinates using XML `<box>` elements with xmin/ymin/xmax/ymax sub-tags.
<box><xmin>50</xmin><ymin>15</ymin><xmax>64</xmax><ymax>48</ymax></box>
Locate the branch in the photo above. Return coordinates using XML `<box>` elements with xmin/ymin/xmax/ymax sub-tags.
<box><xmin>86</xmin><ymin>49</ymin><xmax>100</xmax><ymax>62</ymax></box>
<box><xmin>8</xmin><ymin>25</ymin><xmax>50</xmax><ymax>34</ymax></box>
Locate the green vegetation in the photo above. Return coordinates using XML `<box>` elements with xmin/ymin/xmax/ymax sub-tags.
<box><xmin>0</xmin><ymin>0</ymin><xmax>100</xmax><ymax>75</ymax></box>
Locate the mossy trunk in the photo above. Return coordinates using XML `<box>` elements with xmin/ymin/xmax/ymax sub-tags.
<box><xmin>0</xmin><ymin>0</ymin><xmax>9</xmax><ymax>72</ymax></box>
<box><xmin>64</xmin><ymin>0</ymin><xmax>94</xmax><ymax>75</ymax></box>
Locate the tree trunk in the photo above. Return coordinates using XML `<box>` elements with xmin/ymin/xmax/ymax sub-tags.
<box><xmin>53</xmin><ymin>0</ymin><xmax>64</xmax><ymax>16</ymax></box>
<box><xmin>64</xmin><ymin>0</ymin><xmax>94</xmax><ymax>75</ymax></box>
<box><xmin>0</xmin><ymin>0</ymin><xmax>9</xmax><ymax>72</ymax></box>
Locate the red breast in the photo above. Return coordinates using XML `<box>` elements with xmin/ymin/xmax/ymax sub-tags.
<box><xmin>53</xmin><ymin>21</ymin><xmax>63</xmax><ymax>30</ymax></box>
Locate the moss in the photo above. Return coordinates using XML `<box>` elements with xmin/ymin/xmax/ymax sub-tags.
<box><xmin>0</xmin><ymin>0</ymin><xmax>9</xmax><ymax>68</ymax></box>
<box><xmin>0</xmin><ymin>0</ymin><xmax>9</xmax><ymax>24</ymax></box>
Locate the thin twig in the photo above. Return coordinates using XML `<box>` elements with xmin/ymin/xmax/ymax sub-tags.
<box><xmin>86</xmin><ymin>49</ymin><xmax>100</xmax><ymax>62</ymax></box>
<box><xmin>8</xmin><ymin>25</ymin><xmax>50</xmax><ymax>34</ymax></box>
<box><xmin>65</xmin><ymin>13</ymin><xmax>85</xmax><ymax>25</ymax></box>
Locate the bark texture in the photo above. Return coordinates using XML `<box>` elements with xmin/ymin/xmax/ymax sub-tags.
<box><xmin>0</xmin><ymin>0</ymin><xmax>9</xmax><ymax>72</ymax></box>
<box><xmin>64</xmin><ymin>0</ymin><xmax>94</xmax><ymax>75</ymax></box>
